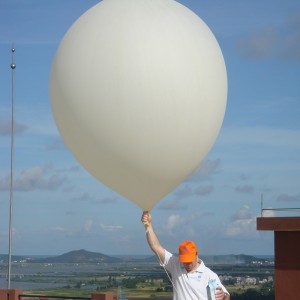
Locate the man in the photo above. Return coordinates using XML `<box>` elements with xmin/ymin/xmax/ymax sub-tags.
<box><xmin>141</xmin><ymin>211</ymin><xmax>230</xmax><ymax>300</ymax></box>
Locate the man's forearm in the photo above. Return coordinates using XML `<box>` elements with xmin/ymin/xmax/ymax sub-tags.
<box><xmin>145</xmin><ymin>223</ymin><xmax>161</xmax><ymax>253</ymax></box>
<box><xmin>144</xmin><ymin>223</ymin><xmax>165</xmax><ymax>263</ymax></box>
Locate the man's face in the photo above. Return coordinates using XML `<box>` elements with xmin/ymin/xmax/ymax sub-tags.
<box><xmin>182</xmin><ymin>258</ymin><xmax>198</xmax><ymax>272</ymax></box>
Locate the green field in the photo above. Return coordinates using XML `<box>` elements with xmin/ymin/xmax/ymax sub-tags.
<box><xmin>1</xmin><ymin>260</ymin><xmax>274</xmax><ymax>299</ymax></box>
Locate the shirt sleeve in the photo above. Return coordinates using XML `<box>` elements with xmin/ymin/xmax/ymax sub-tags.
<box><xmin>161</xmin><ymin>250</ymin><xmax>179</xmax><ymax>274</ymax></box>
<box><xmin>161</xmin><ymin>249</ymin><xmax>171</xmax><ymax>267</ymax></box>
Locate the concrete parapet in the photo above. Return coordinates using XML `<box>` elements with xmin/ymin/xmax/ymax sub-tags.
<box><xmin>0</xmin><ymin>289</ymin><xmax>23</xmax><ymax>300</ymax></box>
<box><xmin>91</xmin><ymin>292</ymin><xmax>114</xmax><ymax>300</ymax></box>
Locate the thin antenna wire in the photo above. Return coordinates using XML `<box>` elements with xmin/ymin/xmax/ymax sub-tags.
<box><xmin>8</xmin><ymin>46</ymin><xmax>16</xmax><ymax>289</ymax></box>
<box><xmin>261</xmin><ymin>193</ymin><xmax>263</xmax><ymax>217</ymax></box>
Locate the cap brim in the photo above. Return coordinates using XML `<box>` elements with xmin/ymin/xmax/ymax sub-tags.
<box><xmin>178</xmin><ymin>254</ymin><xmax>196</xmax><ymax>263</ymax></box>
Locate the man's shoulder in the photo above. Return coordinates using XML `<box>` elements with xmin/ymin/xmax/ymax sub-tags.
<box><xmin>195</xmin><ymin>262</ymin><xmax>219</xmax><ymax>286</ymax></box>
<box><xmin>198</xmin><ymin>260</ymin><xmax>215</xmax><ymax>273</ymax></box>
<box><xmin>165</xmin><ymin>250</ymin><xmax>178</xmax><ymax>260</ymax></box>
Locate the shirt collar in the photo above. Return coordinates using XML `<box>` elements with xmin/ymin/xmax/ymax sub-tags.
<box><xmin>196</xmin><ymin>259</ymin><xmax>206</xmax><ymax>273</ymax></box>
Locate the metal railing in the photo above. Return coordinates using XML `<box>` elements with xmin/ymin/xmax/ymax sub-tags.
<box><xmin>261</xmin><ymin>207</ymin><xmax>300</xmax><ymax>217</ymax></box>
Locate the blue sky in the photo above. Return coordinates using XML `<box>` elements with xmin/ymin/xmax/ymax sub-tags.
<box><xmin>0</xmin><ymin>0</ymin><xmax>300</xmax><ymax>257</ymax></box>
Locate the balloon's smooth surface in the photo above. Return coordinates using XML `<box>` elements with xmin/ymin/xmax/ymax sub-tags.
<box><xmin>50</xmin><ymin>0</ymin><xmax>227</xmax><ymax>211</ymax></box>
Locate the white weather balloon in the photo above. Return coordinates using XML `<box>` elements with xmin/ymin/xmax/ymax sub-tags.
<box><xmin>50</xmin><ymin>0</ymin><xmax>227</xmax><ymax>211</ymax></box>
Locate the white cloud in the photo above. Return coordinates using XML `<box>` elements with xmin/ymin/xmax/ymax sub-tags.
<box><xmin>45</xmin><ymin>138</ymin><xmax>66</xmax><ymax>151</ymax></box>
<box><xmin>277</xmin><ymin>193</ymin><xmax>300</xmax><ymax>202</ymax></box>
<box><xmin>235</xmin><ymin>11</ymin><xmax>300</xmax><ymax>62</ymax></box>
<box><xmin>231</xmin><ymin>205</ymin><xmax>252</xmax><ymax>220</ymax></box>
<box><xmin>159</xmin><ymin>199</ymin><xmax>188</xmax><ymax>210</ymax></box>
<box><xmin>83</xmin><ymin>219</ymin><xmax>93</xmax><ymax>233</ymax></box>
<box><xmin>165</xmin><ymin>215</ymin><xmax>183</xmax><ymax>231</ymax></box>
<box><xmin>235</xmin><ymin>185</ymin><xmax>255</xmax><ymax>194</ymax></box>
<box><xmin>70</xmin><ymin>193</ymin><xmax>117</xmax><ymax>205</ymax></box>
<box><xmin>51</xmin><ymin>226</ymin><xmax>75</xmax><ymax>237</ymax></box>
<box><xmin>0</xmin><ymin>164</ymin><xmax>66</xmax><ymax>191</ymax></box>
<box><xmin>99</xmin><ymin>224</ymin><xmax>123</xmax><ymax>232</ymax></box>
<box><xmin>188</xmin><ymin>159</ymin><xmax>221</xmax><ymax>181</ymax></box>
<box><xmin>223</xmin><ymin>205</ymin><xmax>259</xmax><ymax>238</ymax></box>
<box><xmin>71</xmin><ymin>192</ymin><xmax>94</xmax><ymax>202</ymax></box>
<box><xmin>172</xmin><ymin>183</ymin><xmax>214</xmax><ymax>202</ymax></box>
<box><xmin>195</xmin><ymin>185</ymin><xmax>214</xmax><ymax>196</ymax></box>
<box><xmin>161</xmin><ymin>214</ymin><xmax>205</xmax><ymax>238</ymax></box>
<box><xmin>0</xmin><ymin>119</ymin><xmax>28</xmax><ymax>135</ymax></box>
<box><xmin>51</xmin><ymin>220</ymin><xmax>97</xmax><ymax>237</ymax></box>
<box><xmin>174</xmin><ymin>185</ymin><xmax>193</xmax><ymax>198</ymax></box>
<box><xmin>236</xmin><ymin>27</ymin><xmax>277</xmax><ymax>59</ymax></box>
<box><xmin>93</xmin><ymin>197</ymin><xmax>118</xmax><ymax>204</ymax></box>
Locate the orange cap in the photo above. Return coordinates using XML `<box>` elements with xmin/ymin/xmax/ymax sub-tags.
<box><xmin>178</xmin><ymin>240</ymin><xmax>198</xmax><ymax>263</ymax></box>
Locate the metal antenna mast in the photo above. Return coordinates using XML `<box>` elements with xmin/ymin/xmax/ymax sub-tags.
<box><xmin>8</xmin><ymin>46</ymin><xmax>16</xmax><ymax>289</ymax></box>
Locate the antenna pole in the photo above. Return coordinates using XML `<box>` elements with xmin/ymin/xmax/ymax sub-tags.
<box><xmin>8</xmin><ymin>46</ymin><xmax>16</xmax><ymax>289</ymax></box>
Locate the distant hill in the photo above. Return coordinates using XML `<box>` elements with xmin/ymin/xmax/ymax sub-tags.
<box><xmin>140</xmin><ymin>254</ymin><xmax>271</xmax><ymax>265</ymax></box>
<box><xmin>34</xmin><ymin>249</ymin><xmax>122</xmax><ymax>263</ymax></box>
<box><xmin>0</xmin><ymin>250</ymin><xmax>273</xmax><ymax>264</ymax></box>
<box><xmin>201</xmin><ymin>254</ymin><xmax>265</xmax><ymax>265</ymax></box>
<box><xmin>0</xmin><ymin>249</ymin><xmax>121</xmax><ymax>264</ymax></box>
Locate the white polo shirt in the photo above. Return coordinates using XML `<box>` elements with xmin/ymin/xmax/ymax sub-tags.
<box><xmin>162</xmin><ymin>250</ymin><xmax>229</xmax><ymax>300</ymax></box>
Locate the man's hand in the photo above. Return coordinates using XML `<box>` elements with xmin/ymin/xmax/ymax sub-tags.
<box><xmin>141</xmin><ymin>211</ymin><xmax>151</xmax><ymax>226</ymax></box>
<box><xmin>215</xmin><ymin>287</ymin><xmax>229</xmax><ymax>300</ymax></box>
